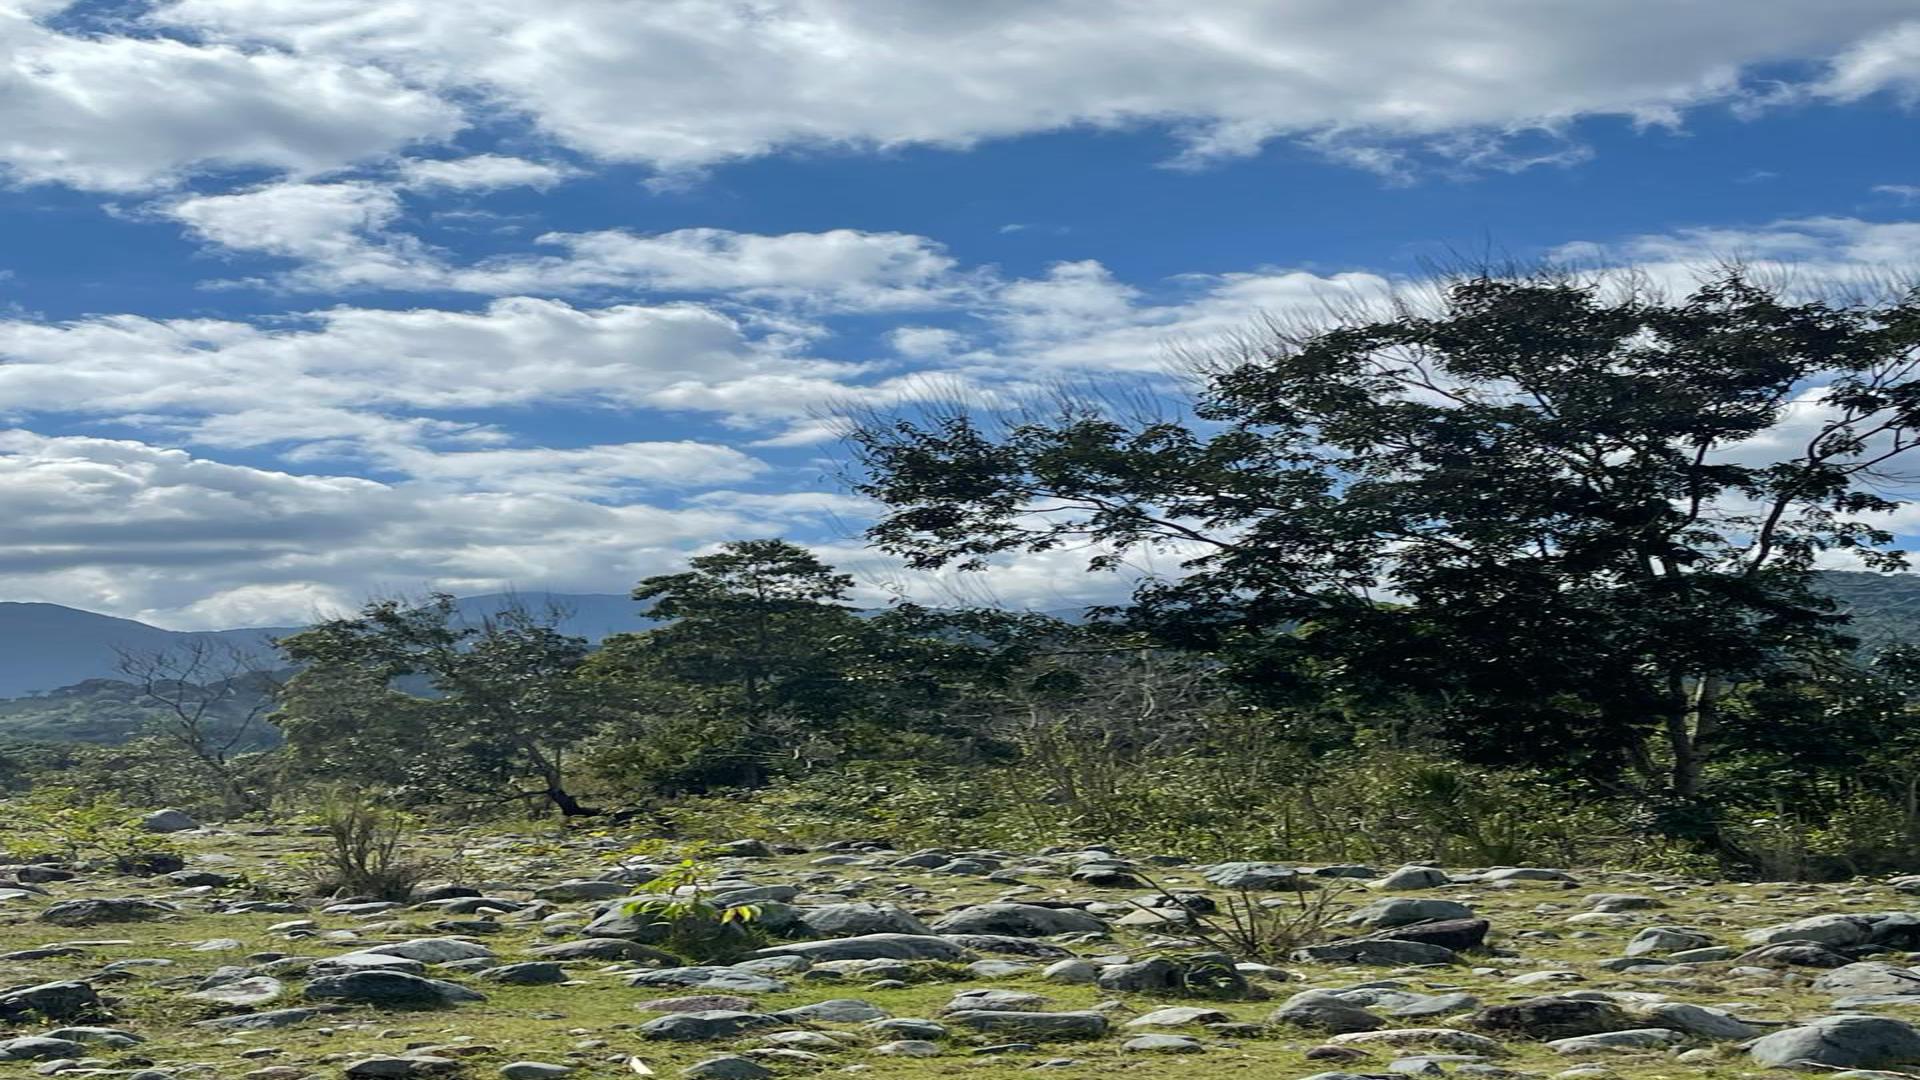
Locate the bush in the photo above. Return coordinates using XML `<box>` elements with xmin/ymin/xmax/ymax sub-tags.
<box><xmin>299</xmin><ymin>789</ymin><xmax>442</xmax><ymax>900</ymax></box>
<box><xmin>613</xmin><ymin>843</ymin><xmax>767</xmax><ymax>962</ymax></box>
<box><xmin>0</xmin><ymin>790</ymin><xmax>184</xmax><ymax>874</ymax></box>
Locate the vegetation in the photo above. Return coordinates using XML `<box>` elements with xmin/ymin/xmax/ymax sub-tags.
<box><xmin>3</xmin><ymin>270</ymin><xmax>1920</xmax><ymax>880</ymax></box>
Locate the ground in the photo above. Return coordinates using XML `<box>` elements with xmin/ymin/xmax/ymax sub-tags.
<box><xmin>0</xmin><ymin>822</ymin><xmax>1907</xmax><ymax>1079</ymax></box>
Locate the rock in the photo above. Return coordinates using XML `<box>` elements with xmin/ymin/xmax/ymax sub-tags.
<box><xmin>1347</xmin><ymin>898</ymin><xmax>1475</xmax><ymax>929</ymax></box>
<box><xmin>185</xmin><ymin>975</ymin><xmax>283</xmax><ymax>1005</ymax></box>
<box><xmin>479</xmin><ymin>962</ymin><xmax>566</xmax><ymax>985</ymax></box>
<box><xmin>361</xmin><ymin>938</ymin><xmax>494</xmax><ymax>963</ymax></box>
<box><xmin>531</xmin><ymin>880</ymin><xmax>629</xmax><ymax>901</ymax></box>
<box><xmin>193</xmin><ymin>1007</ymin><xmax>328</xmax><ymax>1030</ymax></box>
<box><xmin>929</xmin><ymin>903</ymin><xmax>1106</xmax><ymax>937</ymax></box>
<box><xmin>1296</xmin><ymin>939</ymin><xmax>1459</xmax><ymax>965</ymax></box>
<box><xmin>1127</xmin><ymin>1006</ymin><xmax>1231</xmax><ymax>1028</ymax></box>
<box><xmin>42</xmin><ymin>1026</ymin><xmax>140</xmax><ymax>1047</ymax></box>
<box><xmin>1632</xmin><ymin>1002</ymin><xmax>1759</xmax><ymax>1041</ymax></box>
<box><xmin>944</xmin><ymin>988</ymin><xmax>1050</xmax><ymax>1013</ymax></box>
<box><xmin>1750</xmin><ymin>1016</ymin><xmax>1920</xmax><ymax>1069</ymax></box>
<box><xmin>1331</xmin><ymin>1029</ymin><xmax>1508</xmax><ymax>1055</ymax></box>
<box><xmin>1391</xmin><ymin>992</ymin><xmax>1480</xmax><ymax>1019</ymax></box>
<box><xmin>774</xmin><ymin>998</ymin><xmax>890</xmax><ymax>1022</ymax></box>
<box><xmin>626</xmin><ymin>967</ymin><xmax>791</xmax><ymax>994</ymax></box>
<box><xmin>1470</xmin><ymin>997</ymin><xmax>1633</xmax><ymax>1039</ymax></box>
<box><xmin>875</xmin><ymin>1040</ymin><xmax>941</xmax><ymax>1057</ymax></box>
<box><xmin>1624</xmin><ymin>926</ymin><xmax>1714</xmax><ymax>957</ymax></box>
<box><xmin>166</xmin><ymin>870</ymin><xmax>232</xmax><ymax>887</ymax></box>
<box><xmin>1373</xmin><ymin>866</ymin><xmax>1452</xmax><ymax>891</ymax></box>
<box><xmin>529</xmin><ymin>938</ymin><xmax>675</xmax><ymax>963</ymax></box>
<box><xmin>344</xmin><ymin>1057</ymin><xmax>462</xmax><ymax>1078</ymax></box>
<box><xmin>1124</xmin><ymin>1034</ymin><xmax>1206</xmax><ymax>1053</ymax></box>
<box><xmin>0</xmin><ymin>980</ymin><xmax>101</xmax><ymax>1020</ymax></box>
<box><xmin>1484</xmin><ymin>867</ymin><xmax>1576</xmax><ymax>882</ymax></box>
<box><xmin>1666</xmin><ymin>945</ymin><xmax>1737</xmax><ymax>963</ymax></box>
<box><xmin>749</xmin><ymin>933</ymin><xmax>969</xmax><ymax>962</ymax></box>
<box><xmin>1737</xmin><ymin>941</ymin><xmax>1856</xmax><ymax>968</ymax></box>
<box><xmin>1201</xmin><ymin>862</ymin><xmax>1311</xmax><ymax>890</ymax></box>
<box><xmin>941</xmin><ymin>933</ymin><xmax>1074</xmax><ymax>958</ymax></box>
<box><xmin>1547</xmin><ymin>1029</ymin><xmax>1684</xmax><ymax>1055</ymax></box>
<box><xmin>1378</xmin><ymin>918</ymin><xmax>1491</xmax><ymax>953</ymax></box>
<box><xmin>140</xmin><ymin>808</ymin><xmax>199</xmax><ymax>833</ymax></box>
<box><xmin>37</xmin><ymin>897</ymin><xmax>175</xmax><ymax>926</ymax></box>
<box><xmin>681</xmin><ymin>1057</ymin><xmax>772</xmax><ymax>1080</ymax></box>
<box><xmin>1814</xmin><ymin>962</ymin><xmax>1920</xmax><ymax>997</ymax></box>
<box><xmin>1273</xmin><ymin>998</ymin><xmax>1388</xmax><ymax>1034</ymax></box>
<box><xmin>797</xmin><ymin>903</ymin><xmax>933</xmax><ymax>936</ymax></box>
<box><xmin>944</xmin><ymin>1010</ymin><xmax>1109</xmax><ymax>1040</ymax></box>
<box><xmin>500</xmin><ymin>1064</ymin><xmax>572</xmax><ymax>1080</ymax></box>
<box><xmin>1742</xmin><ymin>914</ymin><xmax>1875</xmax><ymax>947</ymax></box>
<box><xmin>0</xmin><ymin>1037</ymin><xmax>85</xmax><ymax>1061</ymax></box>
<box><xmin>303</xmin><ymin>971</ymin><xmax>486</xmax><ymax>1007</ymax></box>
<box><xmin>1042</xmin><ymin>958</ymin><xmax>1100</xmax><ymax>984</ymax></box>
<box><xmin>309</xmin><ymin>952</ymin><xmax>426</xmax><ymax>976</ymax></box>
<box><xmin>1068</xmin><ymin>862</ymin><xmax>1143</xmax><ymax>887</ymax></box>
<box><xmin>639</xmin><ymin>1010</ymin><xmax>779</xmax><ymax>1041</ymax></box>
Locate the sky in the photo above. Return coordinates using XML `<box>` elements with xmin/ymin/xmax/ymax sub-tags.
<box><xmin>3</xmin><ymin>1</ymin><xmax>1920</xmax><ymax>629</ymax></box>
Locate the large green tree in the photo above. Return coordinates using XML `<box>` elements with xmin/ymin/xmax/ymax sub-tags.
<box><xmin>850</xmin><ymin>273</ymin><xmax>1920</xmax><ymax>836</ymax></box>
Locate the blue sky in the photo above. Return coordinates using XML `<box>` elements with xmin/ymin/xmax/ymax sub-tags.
<box><xmin>2</xmin><ymin>0</ymin><xmax>1919</xmax><ymax>627</ymax></box>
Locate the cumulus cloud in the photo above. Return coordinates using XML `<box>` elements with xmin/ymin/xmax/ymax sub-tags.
<box><xmin>396</xmin><ymin>154</ymin><xmax>578</xmax><ymax>191</ymax></box>
<box><xmin>149</xmin><ymin>0</ymin><xmax>1920</xmax><ymax>176</ymax></box>
<box><xmin>0</xmin><ymin>5</ymin><xmax>458</xmax><ymax>191</ymax></box>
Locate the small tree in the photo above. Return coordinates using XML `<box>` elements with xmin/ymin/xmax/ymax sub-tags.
<box><xmin>116</xmin><ymin>642</ymin><xmax>279</xmax><ymax>816</ymax></box>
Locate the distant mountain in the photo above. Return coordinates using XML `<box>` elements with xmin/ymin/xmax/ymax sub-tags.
<box><xmin>0</xmin><ymin>593</ymin><xmax>647</xmax><ymax>700</ymax></box>
<box><xmin>1813</xmin><ymin>570</ymin><xmax>1920</xmax><ymax>655</ymax></box>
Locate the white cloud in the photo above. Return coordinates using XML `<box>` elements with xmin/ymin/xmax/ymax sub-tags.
<box><xmin>1817</xmin><ymin>20</ymin><xmax>1920</xmax><ymax>102</ymax></box>
<box><xmin>365</xmin><ymin>441</ymin><xmax>768</xmax><ymax>498</ymax></box>
<box><xmin>397</xmin><ymin>154</ymin><xmax>577</xmax><ymax>191</ymax></box>
<box><xmin>150</xmin><ymin>0</ymin><xmax>1920</xmax><ymax>176</ymax></box>
<box><xmin>0</xmin><ymin>5</ymin><xmax>458</xmax><ymax>191</ymax></box>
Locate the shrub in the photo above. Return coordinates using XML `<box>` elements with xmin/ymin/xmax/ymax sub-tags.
<box><xmin>0</xmin><ymin>790</ymin><xmax>183</xmax><ymax>874</ymax></box>
<box><xmin>299</xmin><ymin>789</ymin><xmax>441</xmax><ymax>900</ymax></box>
<box><xmin>613</xmin><ymin>842</ymin><xmax>767</xmax><ymax>962</ymax></box>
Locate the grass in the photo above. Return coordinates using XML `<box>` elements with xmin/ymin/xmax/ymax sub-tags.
<box><xmin>0</xmin><ymin>827</ymin><xmax>1909</xmax><ymax>1079</ymax></box>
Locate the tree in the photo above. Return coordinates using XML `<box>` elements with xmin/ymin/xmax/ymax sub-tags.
<box><xmin>849</xmin><ymin>272</ymin><xmax>1920</xmax><ymax>842</ymax></box>
<box><xmin>275</xmin><ymin>595</ymin><xmax>613</xmax><ymax>816</ymax></box>
<box><xmin>115</xmin><ymin>642</ymin><xmax>280</xmax><ymax>815</ymax></box>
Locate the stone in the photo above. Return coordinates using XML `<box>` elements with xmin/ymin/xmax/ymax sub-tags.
<box><xmin>681</xmin><ymin>1057</ymin><xmax>772</xmax><ymax>1080</ymax></box>
<box><xmin>639</xmin><ymin>1010</ymin><xmax>779</xmax><ymax>1041</ymax></box>
<box><xmin>0</xmin><ymin>980</ymin><xmax>102</xmax><ymax>1020</ymax></box>
<box><xmin>1547</xmin><ymin>1029</ymin><xmax>1684</xmax><ymax>1055</ymax></box>
<box><xmin>1273</xmin><ymin>999</ymin><xmax>1388</xmax><ymax>1034</ymax></box>
<box><xmin>1749</xmin><ymin>1016</ymin><xmax>1920</xmax><ymax>1069</ymax></box>
<box><xmin>749</xmin><ymin>933</ymin><xmax>969</xmax><ymax>962</ymax></box>
<box><xmin>1042</xmin><ymin>958</ymin><xmax>1100</xmax><ymax>984</ymax></box>
<box><xmin>140</xmin><ymin>808</ymin><xmax>199</xmax><ymax>833</ymax></box>
<box><xmin>1737</xmin><ymin>941</ymin><xmax>1855</xmax><ymax>968</ymax></box>
<box><xmin>1391</xmin><ymin>993</ymin><xmax>1481</xmax><ymax>1019</ymax></box>
<box><xmin>929</xmin><ymin>903</ymin><xmax>1106</xmax><ymax>937</ymax></box>
<box><xmin>500</xmin><ymin>1064</ymin><xmax>572</xmax><ymax>1080</ymax></box>
<box><xmin>1373</xmin><ymin>866</ymin><xmax>1451</xmax><ymax>891</ymax></box>
<box><xmin>944</xmin><ymin>988</ymin><xmax>1049</xmax><ymax>1013</ymax></box>
<box><xmin>1331</xmin><ymin>1029</ymin><xmax>1508</xmax><ymax>1055</ymax></box>
<box><xmin>1296</xmin><ymin>939</ymin><xmax>1460</xmax><ymax>965</ymax></box>
<box><xmin>796</xmin><ymin>902</ymin><xmax>932</xmax><ymax>936</ymax></box>
<box><xmin>942</xmin><ymin>933</ymin><xmax>1074</xmax><ymax>958</ymax></box>
<box><xmin>477</xmin><ymin>962</ymin><xmax>565</xmax><ymax>985</ymax></box>
<box><xmin>1624</xmin><ymin>926</ymin><xmax>1714</xmax><ymax>957</ymax></box>
<box><xmin>193</xmin><ymin>1007</ymin><xmax>328</xmax><ymax>1030</ymax></box>
<box><xmin>185</xmin><ymin>975</ymin><xmax>283</xmax><ymax>1005</ymax></box>
<box><xmin>303</xmin><ymin>971</ymin><xmax>486</xmax><ymax>1007</ymax></box>
<box><xmin>1127</xmin><ymin>1006</ymin><xmax>1231</xmax><ymax>1028</ymax></box>
<box><xmin>166</xmin><ymin>870</ymin><xmax>232</xmax><ymax>887</ymax></box>
<box><xmin>1632</xmin><ymin>1002</ymin><xmax>1759</xmax><ymax>1041</ymax></box>
<box><xmin>1202</xmin><ymin>862</ymin><xmax>1311</xmax><ymax>890</ymax></box>
<box><xmin>774</xmin><ymin>998</ymin><xmax>889</xmax><ymax>1022</ymax></box>
<box><xmin>0</xmin><ymin>1037</ymin><xmax>85</xmax><ymax>1061</ymax></box>
<box><xmin>37</xmin><ymin>898</ymin><xmax>175</xmax><ymax>926</ymax></box>
<box><xmin>309</xmin><ymin>952</ymin><xmax>426</xmax><ymax>976</ymax></box>
<box><xmin>874</xmin><ymin>1040</ymin><xmax>941</xmax><ymax>1057</ymax></box>
<box><xmin>638</xmin><ymin>995</ymin><xmax>758</xmax><ymax>1013</ymax></box>
<box><xmin>344</xmin><ymin>1057</ymin><xmax>462</xmax><ymax>1078</ymax></box>
<box><xmin>42</xmin><ymin>1026</ymin><xmax>140</xmax><ymax>1047</ymax></box>
<box><xmin>1124</xmin><ymin>1034</ymin><xmax>1205</xmax><ymax>1053</ymax></box>
<box><xmin>361</xmin><ymin>938</ymin><xmax>494</xmax><ymax>963</ymax></box>
<box><xmin>943</xmin><ymin>1010</ymin><xmax>1109</xmax><ymax>1040</ymax></box>
<box><xmin>529</xmin><ymin>938</ymin><xmax>675</xmax><ymax>963</ymax></box>
<box><xmin>626</xmin><ymin>967</ymin><xmax>790</xmax><ymax>994</ymax></box>
<box><xmin>1346</xmin><ymin>898</ymin><xmax>1475</xmax><ymax>929</ymax></box>
<box><xmin>1815</xmin><ymin>962</ymin><xmax>1920</xmax><ymax>997</ymax></box>
<box><xmin>1742</xmin><ymin>914</ymin><xmax>1875</xmax><ymax>947</ymax></box>
<box><xmin>531</xmin><ymin>880</ymin><xmax>629</xmax><ymax>901</ymax></box>
<box><xmin>1484</xmin><ymin>867</ymin><xmax>1577</xmax><ymax>882</ymax></box>
<box><xmin>1378</xmin><ymin>918</ymin><xmax>1491</xmax><ymax>953</ymax></box>
<box><xmin>1470</xmin><ymin>997</ymin><xmax>1633</xmax><ymax>1040</ymax></box>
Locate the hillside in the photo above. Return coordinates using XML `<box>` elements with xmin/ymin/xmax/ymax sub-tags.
<box><xmin>1812</xmin><ymin>570</ymin><xmax>1920</xmax><ymax>654</ymax></box>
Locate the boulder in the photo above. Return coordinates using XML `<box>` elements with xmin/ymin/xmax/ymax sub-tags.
<box><xmin>479</xmin><ymin>962</ymin><xmax>566</xmax><ymax>985</ymax></box>
<box><xmin>1272</xmin><ymin>996</ymin><xmax>1387</xmax><ymax>1034</ymax></box>
<box><xmin>1346</xmin><ymin>898</ymin><xmax>1475</xmax><ymax>929</ymax></box>
<box><xmin>303</xmin><ymin>971</ymin><xmax>486</xmax><ymax>1007</ymax></box>
<box><xmin>185</xmin><ymin>975</ymin><xmax>283</xmax><ymax>1006</ymax></box>
<box><xmin>1296</xmin><ymin>939</ymin><xmax>1459</xmax><ymax>965</ymax></box>
<box><xmin>1547</xmin><ymin>1029</ymin><xmax>1683</xmax><ymax>1055</ymax></box>
<box><xmin>1749</xmin><ymin>1015</ymin><xmax>1920</xmax><ymax>1069</ymax></box>
<box><xmin>1632</xmin><ymin>1002</ymin><xmax>1759</xmax><ymax>1041</ymax></box>
<box><xmin>532</xmin><ymin>880</ymin><xmax>630</xmax><ymax>902</ymax></box>
<box><xmin>193</xmin><ymin>1007</ymin><xmax>330</xmax><ymax>1030</ymax></box>
<box><xmin>37</xmin><ymin>897</ymin><xmax>175</xmax><ymax>926</ymax></box>
<box><xmin>1469</xmin><ymin>996</ymin><xmax>1633</xmax><ymax>1039</ymax></box>
<box><xmin>0</xmin><ymin>980</ymin><xmax>102</xmax><ymax>1020</ymax></box>
<box><xmin>362</xmin><ymin>938</ymin><xmax>495</xmax><ymax>963</ymax></box>
<box><xmin>0</xmin><ymin>1036</ymin><xmax>85</xmax><ymax>1061</ymax></box>
<box><xmin>626</xmin><ymin>967</ymin><xmax>791</xmax><ymax>994</ymax></box>
<box><xmin>943</xmin><ymin>1010</ymin><xmax>1109</xmax><ymax>1040</ymax></box>
<box><xmin>1372</xmin><ymin>866</ymin><xmax>1451</xmax><ymax>891</ymax></box>
<box><xmin>1376</xmin><ymin>918</ymin><xmax>1490</xmax><ymax>953</ymax></box>
<box><xmin>929</xmin><ymin>903</ymin><xmax>1106</xmax><ymax>937</ymax></box>
<box><xmin>682</xmin><ymin>1057</ymin><xmax>773</xmax><ymax>1080</ymax></box>
<box><xmin>749</xmin><ymin>933</ymin><xmax>969</xmax><ymax>962</ymax></box>
<box><xmin>796</xmin><ymin>902</ymin><xmax>933</xmax><ymax>937</ymax></box>
<box><xmin>638</xmin><ymin>1010</ymin><xmax>779</xmax><ymax>1041</ymax></box>
<box><xmin>530</xmin><ymin>938</ymin><xmax>676</xmax><ymax>964</ymax></box>
<box><xmin>1484</xmin><ymin>867</ymin><xmax>1576</xmax><ymax>883</ymax></box>
<box><xmin>344</xmin><ymin>1057</ymin><xmax>462</xmax><ymax>1078</ymax></box>
<box><xmin>1201</xmin><ymin>862</ymin><xmax>1312</xmax><ymax>890</ymax></box>
<box><xmin>1813</xmin><ymin>962</ymin><xmax>1920</xmax><ymax>997</ymax></box>
<box><xmin>140</xmin><ymin>808</ymin><xmax>199</xmax><ymax>833</ymax></box>
<box><xmin>1741</xmin><ymin>914</ymin><xmax>1875</xmax><ymax>948</ymax></box>
<box><xmin>1624</xmin><ymin>926</ymin><xmax>1715</xmax><ymax>957</ymax></box>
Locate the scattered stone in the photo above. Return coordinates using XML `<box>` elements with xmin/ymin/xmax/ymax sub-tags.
<box><xmin>929</xmin><ymin>903</ymin><xmax>1106</xmax><ymax>936</ymax></box>
<box><xmin>1749</xmin><ymin>1015</ymin><xmax>1920</xmax><ymax>1069</ymax></box>
<box><xmin>1123</xmin><ymin>1033</ymin><xmax>1205</xmax><ymax>1053</ymax></box>
<box><xmin>639</xmin><ymin>1010</ymin><xmax>779</xmax><ymax>1041</ymax></box>
<box><xmin>140</xmin><ymin>808</ymin><xmax>199</xmax><ymax>833</ymax></box>
<box><xmin>303</xmin><ymin>971</ymin><xmax>486</xmax><ymax>1007</ymax></box>
<box><xmin>943</xmin><ymin>1010</ymin><xmax>1110</xmax><ymax>1040</ymax></box>
<box><xmin>37</xmin><ymin>898</ymin><xmax>175</xmax><ymax>926</ymax></box>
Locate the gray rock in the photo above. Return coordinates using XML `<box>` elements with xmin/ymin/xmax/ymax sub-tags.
<box><xmin>1742</xmin><ymin>914</ymin><xmax>1876</xmax><ymax>947</ymax></box>
<box><xmin>626</xmin><ymin>967</ymin><xmax>790</xmax><ymax>994</ymax></box>
<box><xmin>309</xmin><ymin>952</ymin><xmax>426</xmax><ymax>976</ymax></box>
<box><xmin>530</xmin><ymin>938</ymin><xmax>675</xmax><ymax>963</ymax></box>
<box><xmin>1547</xmin><ymin>1029</ymin><xmax>1683</xmax><ymax>1055</ymax></box>
<box><xmin>1273</xmin><ymin>998</ymin><xmax>1388</xmax><ymax>1034</ymax></box>
<box><xmin>775</xmin><ymin>998</ymin><xmax>889</xmax><ymax>1022</ymax></box>
<box><xmin>1484</xmin><ymin>867</ymin><xmax>1577</xmax><ymax>882</ymax></box>
<box><xmin>681</xmin><ymin>1057</ymin><xmax>772</xmax><ymax>1080</ymax></box>
<box><xmin>1128</xmin><ymin>1006</ymin><xmax>1231</xmax><ymax>1028</ymax></box>
<box><xmin>479</xmin><ymin>962</ymin><xmax>566</xmax><ymax>985</ymax></box>
<box><xmin>943</xmin><ymin>1010</ymin><xmax>1109</xmax><ymax>1040</ymax></box>
<box><xmin>1751</xmin><ymin>1016</ymin><xmax>1920</xmax><ymax>1069</ymax></box>
<box><xmin>874</xmin><ymin>1040</ymin><xmax>941</xmax><ymax>1057</ymax></box>
<box><xmin>945</xmin><ymin>988</ymin><xmax>1050</xmax><ymax>1013</ymax></box>
<box><xmin>533</xmin><ymin>880</ymin><xmax>630</xmax><ymax>901</ymax></box>
<box><xmin>1042</xmin><ymin>958</ymin><xmax>1100</xmax><ymax>984</ymax></box>
<box><xmin>361</xmin><ymin>937</ymin><xmax>494</xmax><ymax>963</ymax></box>
<box><xmin>1815</xmin><ymin>962</ymin><xmax>1920</xmax><ymax>997</ymax></box>
<box><xmin>37</xmin><ymin>897</ymin><xmax>175</xmax><ymax>926</ymax></box>
<box><xmin>1124</xmin><ymin>1034</ymin><xmax>1206</xmax><ymax>1053</ymax></box>
<box><xmin>1202</xmin><ymin>862</ymin><xmax>1311</xmax><ymax>890</ymax></box>
<box><xmin>0</xmin><ymin>981</ymin><xmax>102</xmax><ymax>1020</ymax></box>
<box><xmin>797</xmin><ymin>902</ymin><xmax>932</xmax><ymax>937</ymax></box>
<box><xmin>1470</xmin><ymin>996</ymin><xmax>1632</xmax><ymax>1040</ymax></box>
<box><xmin>929</xmin><ymin>903</ymin><xmax>1106</xmax><ymax>937</ymax></box>
<box><xmin>303</xmin><ymin>971</ymin><xmax>486</xmax><ymax>1007</ymax></box>
<box><xmin>750</xmin><ymin>933</ymin><xmax>969</xmax><ymax>962</ymax></box>
<box><xmin>185</xmin><ymin>975</ymin><xmax>283</xmax><ymax>1005</ymax></box>
<box><xmin>1296</xmin><ymin>939</ymin><xmax>1459</xmax><ymax>965</ymax></box>
<box><xmin>1391</xmin><ymin>992</ymin><xmax>1481</xmax><ymax>1019</ymax></box>
<box><xmin>344</xmin><ymin>1056</ymin><xmax>461</xmax><ymax>1078</ymax></box>
<box><xmin>140</xmin><ymin>808</ymin><xmax>199</xmax><ymax>833</ymax></box>
<box><xmin>1624</xmin><ymin>926</ymin><xmax>1715</xmax><ymax>957</ymax></box>
<box><xmin>500</xmin><ymin>1064</ymin><xmax>572</xmax><ymax>1080</ymax></box>
<box><xmin>1632</xmin><ymin>1002</ymin><xmax>1759</xmax><ymax>1041</ymax></box>
<box><xmin>1373</xmin><ymin>866</ymin><xmax>1451</xmax><ymax>891</ymax></box>
<box><xmin>638</xmin><ymin>1010</ymin><xmax>778</xmax><ymax>1041</ymax></box>
<box><xmin>0</xmin><ymin>1037</ymin><xmax>85</xmax><ymax>1061</ymax></box>
<box><xmin>1347</xmin><ymin>898</ymin><xmax>1475</xmax><ymax>929</ymax></box>
<box><xmin>192</xmin><ymin>1007</ymin><xmax>327</xmax><ymax>1030</ymax></box>
<box><xmin>41</xmin><ymin>1027</ymin><xmax>141</xmax><ymax>1047</ymax></box>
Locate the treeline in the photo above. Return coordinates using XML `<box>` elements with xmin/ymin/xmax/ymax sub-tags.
<box><xmin>13</xmin><ymin>269</ymin><xmax>1920</xmax><ymax>880</ymax></box>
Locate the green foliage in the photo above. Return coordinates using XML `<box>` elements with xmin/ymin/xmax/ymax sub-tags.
<box><xmin>614</xmin><ymin>842</ymin><xmax>767</xmax><ymax>962</ymax></box>
<box><xmin>0</xmin><ymin>791</ymin><xmax>183</xmax><ymax>873</ymax></box>
<box><xmin>295</xmin><ymin>788</ymin><xmax>442</xmax><ymax>900</ymax></box>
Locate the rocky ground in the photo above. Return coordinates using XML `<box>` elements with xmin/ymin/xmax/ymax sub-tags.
<box><xmin>5</xmin><ymin>817</ymin><xmax>1920</xmax><ymax>1079</ymax></box>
